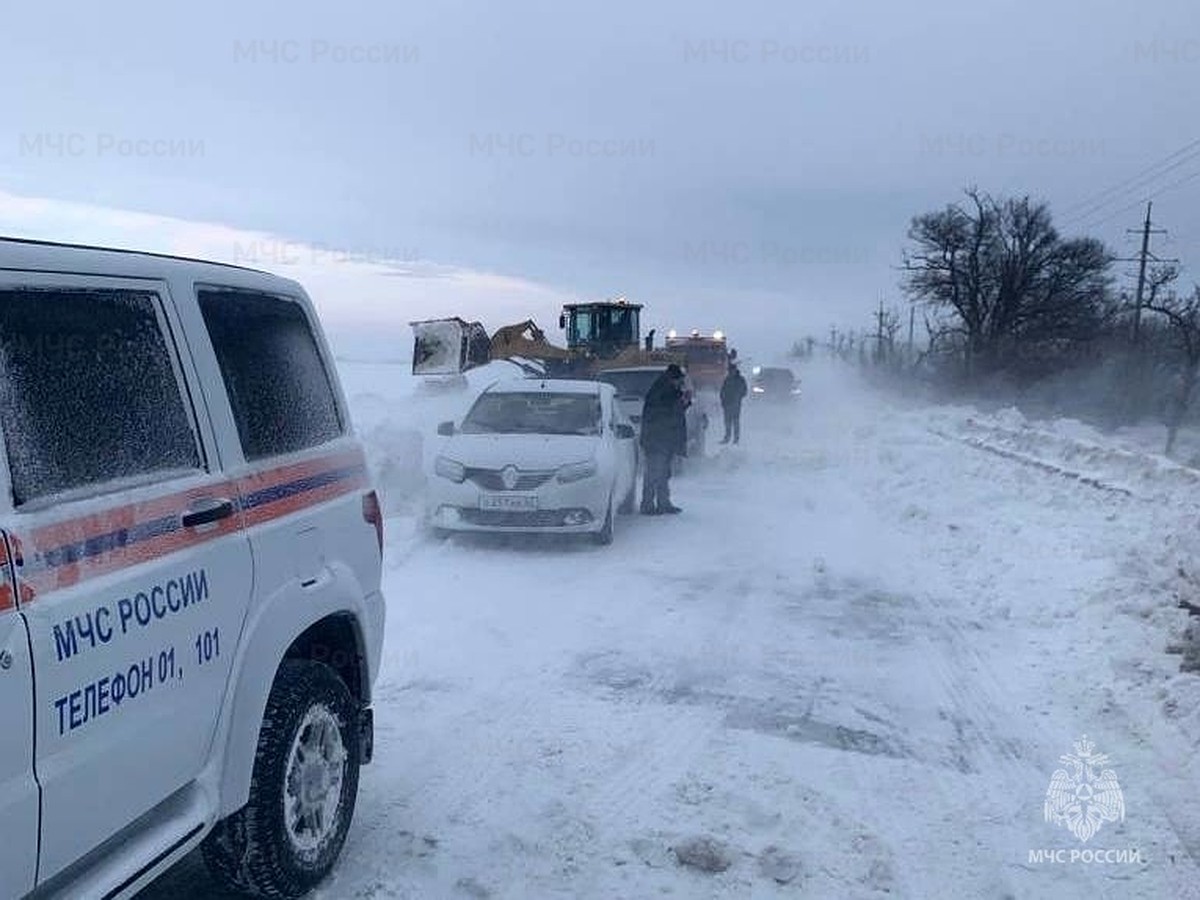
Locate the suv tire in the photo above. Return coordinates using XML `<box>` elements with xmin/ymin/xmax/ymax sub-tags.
<box><xmin>203</xmin><ymin>659</ymin><xmax>361</xmax><ymax>898</ymax></box>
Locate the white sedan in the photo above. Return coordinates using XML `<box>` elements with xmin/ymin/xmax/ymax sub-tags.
<box><xmin>428</xmin><ymin>378</ymin><xmax>639</xmax><ymax>544</ymax></box>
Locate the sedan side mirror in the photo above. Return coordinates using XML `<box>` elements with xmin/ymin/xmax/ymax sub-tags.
<box><xmin>437</xmin><ymin>421</ymin><xmax>455</xmax><ymax>436</ymax></box>
<box><xmin>615</xmin><ymin>423</ymin><xmax>636</xmax><ymax>439</ymax></box>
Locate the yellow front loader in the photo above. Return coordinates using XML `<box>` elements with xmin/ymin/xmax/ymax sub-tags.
<box><xmin>410</xmin><ymin>299</ymin><xmax>682</xmax><ymax>378</ymax></box>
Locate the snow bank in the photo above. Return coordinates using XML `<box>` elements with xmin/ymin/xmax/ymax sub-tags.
<box><xmin>928</xmin><ymin>406</ymin><xmax>1200</xmax><ymax>500</ymax></box>
<box><xmin>339</xmin><ymin>360</ymin><xmax>532</xmax><ymax>515</ymax></box>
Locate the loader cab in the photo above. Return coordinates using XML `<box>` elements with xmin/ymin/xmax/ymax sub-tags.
<box><xmin>559</xmin><ymin>300</ymin><xmax>642</xmax><ymax>358</ymax></box>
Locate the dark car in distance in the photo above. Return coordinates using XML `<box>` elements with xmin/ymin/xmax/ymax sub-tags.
<box><xmin>750</xmin><ymin>366</ymin><xmax>800</xmax><ymax>401</ymax></box>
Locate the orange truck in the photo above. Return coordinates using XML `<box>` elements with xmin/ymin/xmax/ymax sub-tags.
<box><xmin>663</xmin><ymin>329</ymin><xmax>734</xmax><ymax>393</ymax></box>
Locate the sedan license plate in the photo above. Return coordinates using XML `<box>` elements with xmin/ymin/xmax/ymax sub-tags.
<box><xmin>479</xmin><ymin>493</ymin><xmax>539</xmax><ymax>511</ymax></box>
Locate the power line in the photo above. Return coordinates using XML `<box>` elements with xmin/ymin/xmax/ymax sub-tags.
<box><xmin>1060</xmin><ymin>140</ymin><xmax>1200</xmax><ymax>219</ymax></box>
<box><xmin>1062</xmin><ymin>147</ymin><xmax>1200</xmax><ymax>228</ymax></box>
<box><xmin>1059</xmin><ymin>137</ymin><xmax>1200</xmax><ymax>223</ymax></box>
<box><xmin>1071</xmin><ymin>167</ymin><xmax>1200</xmax><ymax>232</ymax></box>
<box><xmin>1065</xmin><ymin>155</ymin><xmax>1200</xmax><ymax>228</ymax></box>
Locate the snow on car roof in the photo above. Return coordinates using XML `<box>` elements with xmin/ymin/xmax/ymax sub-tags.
<box><xmin>485</xmin><ymin>377</ymin><xmax>609</xmax><ymax>395</ymax></box>
<box><xmin>0</xmin><ymin>236</ymin><xmax>304</xmax><ymax>295</ymax></box>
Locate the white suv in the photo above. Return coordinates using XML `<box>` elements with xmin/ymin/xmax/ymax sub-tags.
<box><xmin>0</xmin><ymin>239</ymin><xmax>386</xmax><ymax>899</ymax></box>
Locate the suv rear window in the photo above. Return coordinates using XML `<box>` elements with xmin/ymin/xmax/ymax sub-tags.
<box><xmin>198</xmin><ymin>289</ymin><xmax>343</xmax><ymax>460</ymax></box>
<box><xmin>0</xmin><ymin>288</ymin><xmax>202</xmax><ymax>506</ymax></box>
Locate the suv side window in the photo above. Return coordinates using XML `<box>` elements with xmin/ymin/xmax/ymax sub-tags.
<box><xmin>197</xmin><ymin>288</ymin><xmax>343</xmax><ymax>460</ymax></box>
<box><xmin>0</xmin><ymin>288</ymin><xmax>202</xmax><ymax>506</ymax></box>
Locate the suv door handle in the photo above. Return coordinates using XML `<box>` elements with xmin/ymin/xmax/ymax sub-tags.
<box><xmin>181</xmin><ymin>498</ymin><xmax>235</xmax><ymax>529</ymax></box>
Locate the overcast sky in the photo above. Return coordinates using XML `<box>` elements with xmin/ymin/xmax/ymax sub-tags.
<box><xmin>2</xmin><ymin>0</ymin><xmax>1199</xmax><ymax>357</ymax></box>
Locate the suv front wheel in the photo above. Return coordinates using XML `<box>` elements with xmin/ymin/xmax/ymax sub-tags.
<box><xmin>203</xmin><ymin>659</ymin><xmax>362</xmax><ymax>898</ymax></box>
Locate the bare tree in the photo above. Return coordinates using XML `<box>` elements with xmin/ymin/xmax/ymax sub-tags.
<box><xmin>1144</xmin><ymin>284</ymin><xmax>1200</xmax><ymax>455</ymax></box>
<box><xmin>910</xmin><ymin>310</ymin><xmax>968</xmax><ymax>374</ymax></box>
<box><xmin>873</xmin><ymin>306</ymin><xmax>901</xmax><ymax>363</ymax></box>
<box><xmin>1143</xmin><ymin>263</ymin><xmax>1180</xmax><ymax>310</ymax></box>
<box><xmin>902</xmin><ymin>189</ymin><xmax>1112</xmax><ymax>378</ymax></box>
<box><xmin>902</xmin><ymin>189</ymin><xmax>994</xmax><ymax>374</ymax></box>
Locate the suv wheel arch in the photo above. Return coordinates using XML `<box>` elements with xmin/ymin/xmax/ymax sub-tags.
<box><xmin>210</xmin><ymin>592</ymin><xmax>370</xmax><ymax>819</ymax></box>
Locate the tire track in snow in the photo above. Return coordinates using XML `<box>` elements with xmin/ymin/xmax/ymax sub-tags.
<box><xmin>557</xmin><ymin>556</ymin><xmax>843</xmax><ymax>895</ymax></box>
<box><xmin>916</xmin><ymin>606</ymin><xmax>1049</xmax><ymax>792</ymax></box>
<box><xmin>568</xmin><ymin>565</ymin><xmax>754</xmax><ymax>833</ymax></box>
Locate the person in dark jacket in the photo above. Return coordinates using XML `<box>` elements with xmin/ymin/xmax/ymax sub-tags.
<box><xmin>639</xmin><ymin>364</ymin><xmax>687</xmax><ymax>514</ymax></box>
<box><xmin>719</xmin><ymin>362</ymin><xmax>748</xmax><ymax>444</ymax></box>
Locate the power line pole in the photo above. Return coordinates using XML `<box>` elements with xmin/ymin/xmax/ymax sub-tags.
<box><xmin>875</xmin><ymin>300</ymin><xmax>885</xmax><ymax>361</ymax></box>
<box><xmin>1126</xmin><ymin>201</ymin><xmax>1174</xmax><ymax>343</ymax></box>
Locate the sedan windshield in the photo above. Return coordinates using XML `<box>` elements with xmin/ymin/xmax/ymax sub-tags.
<box><xmin>461</xmin><ymin>392</ymin><xmax>601</xmax><ymax>435</ymax></box>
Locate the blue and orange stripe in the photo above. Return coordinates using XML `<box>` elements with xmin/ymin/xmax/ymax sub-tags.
<box><xmin>6</xmin><ymin>449</ymin><xmax>369</xmax><ymax>602</ymax></box>
<box><xmin>0</xmin><ymin>537</ymin><xmax>12</xmax><ymax>612</ymax></box>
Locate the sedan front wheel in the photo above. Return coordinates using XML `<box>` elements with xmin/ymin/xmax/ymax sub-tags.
<box><xmin>592</xmin><ymin>493</ymin><xmax>615</xmax><ymax>545</ymax></box>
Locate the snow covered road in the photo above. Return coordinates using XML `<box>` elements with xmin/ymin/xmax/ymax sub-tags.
<box><xmin>142</xmin><ymin>362</ymin><xmax>1200</xmax><ymax>899</ymax></box>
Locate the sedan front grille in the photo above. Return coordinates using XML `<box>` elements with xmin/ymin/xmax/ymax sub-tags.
<box><xmin>465</xmin><ymin>468</ymin><xmax>555</xmax><ymax>491</ymax></box>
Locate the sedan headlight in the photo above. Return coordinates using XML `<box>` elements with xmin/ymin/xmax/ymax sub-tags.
<box><xmin>435</xmin><ymin>456</ymin><xmax>467</xmax><ymax>482</ymax></box>
<box><xmin>557</xmin><ymin>460</ymin><xmax>598</xmax><ymax>483</ymax></box>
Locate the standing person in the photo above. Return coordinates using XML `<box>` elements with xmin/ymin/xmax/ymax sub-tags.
<box><xmin>719</xmin><ymin>362</ymin><xmax>748</xmax><ymax>444</ymax></box>
<box><xmin>639</xmin><ymin>363</ymin><xmax>687</xmax><ymax>514</ymax></box>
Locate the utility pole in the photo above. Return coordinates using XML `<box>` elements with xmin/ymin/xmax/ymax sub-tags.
<box><xmin>875</xmin><ymin>300</ymin><xmax>885</xmax><ymax>362</ymax></box>
<box><xmin>1111</xmin><ymin>202</ymin><xmax>1178</xmax><ymax>419</ymax></box>
<box><xmin>1126</xmin><ymin>201</ymin><xmax>1174</xmax><ymax>344</ymax></box>
<box><xmin>908</xmin><ymin>305</ymin><xmax>915</xmax><ymax>358</ymax></box>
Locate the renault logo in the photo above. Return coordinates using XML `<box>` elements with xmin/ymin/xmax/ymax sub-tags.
<box><xmin>501</xmin><ymin>466</ymin><xmax>520</xmax><ymax>490</ymax></box>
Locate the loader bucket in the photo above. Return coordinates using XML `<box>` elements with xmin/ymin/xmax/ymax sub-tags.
<box><xmin>410</xmin><ymin>318</ymin><xmax>491</xmax><ymax>375</ymax></box>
